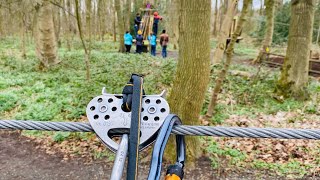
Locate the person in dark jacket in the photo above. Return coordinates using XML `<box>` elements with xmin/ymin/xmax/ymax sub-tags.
<box><xmin>134</xmin><ymin>13</ymin><xmax>141</xmax><ymax>37</ymax></box>
<box><xmin>160</xmin><ymin>30</ymin><xmax>169</xmax><ymax>58</ymax></box>
<box><xmin>136</xmin><ymin>30</ymin><xmax>144</xmax><ymax>54</ymax></box>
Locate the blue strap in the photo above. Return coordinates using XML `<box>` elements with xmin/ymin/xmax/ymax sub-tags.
<box><xmin>147</xmin><ymin>114</ymin><xmax>186</xmax><ymax>180</ymax></box>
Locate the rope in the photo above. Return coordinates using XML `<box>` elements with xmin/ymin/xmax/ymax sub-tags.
<box><xmin>1</xmin><ymin>120</ymin><xmax>320</xmax><ymax>140</ymax></box>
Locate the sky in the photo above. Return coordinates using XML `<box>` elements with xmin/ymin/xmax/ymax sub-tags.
<box><xmin>213</xmin><ymin>0</ymin><xmax>291</xmax><ymax>10</ymax></box>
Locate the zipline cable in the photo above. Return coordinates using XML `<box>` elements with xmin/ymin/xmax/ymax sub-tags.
<box><xmin>1</xmin><ymin>120</ymin><xmax>320</xmax><ymax>140</ymax></box>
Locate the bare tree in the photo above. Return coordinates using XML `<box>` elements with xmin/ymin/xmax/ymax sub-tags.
<box><xmin>254</xmin><ymin>0</ymin><xmax>275</xmax><ymax>63</ymax></box>
<box><xmin>206</xmin><ymin>0</ymin><xmax>252</xmax><ymax>119</ymax></box>
<box><xmin>213</xmin><ymin>0</ymin><xmax>219</xmax><ymax>37</ymax></box>
<box><xmin>212</xmin><ymin>0</ymin><xmax>238</xmax><ymax>64</ymax></box>
<box><xmin>75</xmin><ymin>0</ymin><xmax>91</xmax><ymax>80</ymax></box>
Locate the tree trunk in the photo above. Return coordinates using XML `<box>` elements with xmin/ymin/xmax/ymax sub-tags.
<box><xmin>125</xmin><ymin>0</ymin><xmax>131</xmax><ymax>31</ymax></box>
<box><xmin>276</xmin><ymin>0</ymin><xmax>316</xmax><ymax>99</ymax></box>
<box><xmin>75</xmin><ymin>0</ymin><xmax>91</xmax><ymax>81</ymax></box>
<box><xmin>115</xmin><ymin>0</ymin><xmax>126</xmax><ymax>52</ymax></box>
<box><xmin>62</xmin><ymin>0</ymin><xmax>71</xmax><ymax>51</ymax></box>
<box><xmin>254</xmin><ymin>0</ymin><xmax>275</xmax><ymax>63</ymax></box>
<box><xmin>19</xmin><ymin>2</ymin><xmax>26</xmax><ymax>59</ymax></box>
<box><xmin>52</xmin><ymin>1</ymin><xmax>62</xmax><ymax>47</ymax></box>
<box><xmin>206</xmin><ymin>0</ymin><xmax>251</xmax><ymax>119</ymax></box>
<box><xmin>167</xmin><ymin>0</ymin><xmax>212</xmax><ymax>165</ymax></box>
<box><xmin>35</xmin><ymin>0</ymin><xmax>58</xmax><ymax>68</ymax></box>
<box><xmin>98</xmin><ymin>0</ymin><xmax>107</xmax><ymax>41</ymax></box>
<box><xmin>168</xmin><ymin>0</ymin><xmax>179</xmax><ymax>49</ymax></box>
<box><xmin>212</xmin><ymin>0</ymin><xmax>238</xmax><ymax>64</ymax></box>
<box><xmin>213</xmin><ymin>0</ymin><xmax>219</xmax><ymax>37</ymax></box>
<box><xmin>260</xmin><ymin>0</ymin><xmax>263</xmax><ymax>15</ymax></box>
<box><xmin>113</xmin><ymin>3</ymin><xmax>117</xmax><ymax>42</ymax></box>
<box><xmin>316</xmin><ymin>21</ymin><xmax>320</xmax><ymax>45</ymax></box>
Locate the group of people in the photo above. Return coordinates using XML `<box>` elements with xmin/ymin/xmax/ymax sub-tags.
<box><xmin>123</xmin><ymin>11</ymin><xmax>169</xmax><ymax>58</ymax></box>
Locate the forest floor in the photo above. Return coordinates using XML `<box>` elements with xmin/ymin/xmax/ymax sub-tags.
<box><xmin>1</xmin><ymin>37</ymin><xmax>320</xmax><ymax>179</ymax></box>
<box><xmin>0</xmin><ymin>130</ymin><xmax>288</xmax><ymax>180</ymax></box>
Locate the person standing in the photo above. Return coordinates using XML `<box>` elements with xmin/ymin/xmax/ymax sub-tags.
<box><xmin>134</xmin><ymin>13</ymin><xmax>141</xmax><ymax>37</ymax></box>
<box><xmin>152</xmin><ymin>12</ymin><xmax>162</xmax><ymax>36</ymax></box>
<box><xmin>136</xmin><ymin>30</ymin><xmax>144</xmax><ymax>54</ymax></box>
<box><xmin>160</xmin><ymin>30</ymin><xmax>169</xmax><ymax>58</ymax></box>
<box><xmin>148</xmin><ymin>32</ymin><xmax>157</xmax><ymax>56</ymax></box>
<box><xmin>124</xmin><ymin>31</ymin><xmax>133</xmax><ymax>53</ymax></box>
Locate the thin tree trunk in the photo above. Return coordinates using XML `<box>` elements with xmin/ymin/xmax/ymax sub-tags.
<box><xmin>125</xmin><ymin>0</ymin><xmax>131</xmax><ymax>30</ymax></box>
<box><xmin>218</xmin><ymin>0</ymin><xmax>224</xmax><ymax>32</ymax></box>
<box><xmin>113</xmin><ymin>3</ymin><xmax>117</xmax><ymax>42</ymax></box>
<box><xmin>98</xmin><ymin>0</ymin><xmax>107</xmax><ymax>41</ymax></box>
<box><xmin>115</xmin><ymin>0</ymin><xmax>126</xmax><ymax>52</ymax></box>
<box><xmin>276</xmin><ymin>0</ymin><xmax>316</xmax><ymax>99</ymax></box>
<box><xmin>75</xmin><ymin>0</ymin><xmax>91</xmax><ymax>81</ymax></box>
<box><xmin>206</xmin><ymin>0</ymin><xmax>252</xmax><ymax>119</ymax></box>
<box><xmin>19</xmin><ymin>2</ymin><xmax>26</xmax><ymax>59</ymax></box>
<box><xmin>316</xmin><ymin>22</ymin><xmax>320</xmax><ymax>45</ymax></box>
<box><xmin>260</xmin><ymin>0</ymin><xmax>263</xmax><ymax>15</ymax></box>
<box><xmin>212</xmin><ymin>0</ymin><xmax>238</xmax><ymax>64</ymax></box>
<box><xmin>254</xmin><ymin>0</ymin><xmax>275</xmax><ymax>63</ymax></box>
<box><xmin>35</xmin><ymin>0</ymin><xmax>58</xmax><ymax>68</ymax></box>
<box><xmin>167</xmin><ymin>0</ymin><xmax>212</xmax><ymax>166</ymax></box>
<box><xmin>53</xmin><ymin>1</ymin><xmax>62</xmax><ymax>47</ymax></box>
<box><xmin>62</xmin><ymin>0</ymin><xmax>71</xmax><ymax>51</ymax></box>
<box><xmin>169</xmin><ymin>0</ymin><xmax>179</xmax><ymax>49</ymax></box>
<box><xmin>213</xmin><ymin>0</ymin><xmax>219</xmax><ymax>37</ymax></box>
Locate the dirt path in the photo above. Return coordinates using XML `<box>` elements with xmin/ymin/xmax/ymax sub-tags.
<box><xmin>0</xmin><ymin>130</ymin><xmax>287</xmax><ymax>180</ymax></box>
<box><xmin>0</xmin><ymin>130</ymin><xmax>114</xmax><ymax>179</ymax></box>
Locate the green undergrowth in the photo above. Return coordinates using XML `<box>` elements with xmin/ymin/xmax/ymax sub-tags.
<box><xmin>206</xmin><ymin>139</ymin><xmax>318</xmax><ymax>178</ymax></box>
<box><xmin>203</xmin><ymin>64</ymin><xmax>320</xmax><ymax>124</ymax></box>
<box><xmin>0</xmin><ymin>38</ymin><xmax>176</xmax><ymax>121</ymax></box>
<box><xmin>1</xmin><ymin>37</ymin><xmax>320</xmax><ymax>176</ymax></box>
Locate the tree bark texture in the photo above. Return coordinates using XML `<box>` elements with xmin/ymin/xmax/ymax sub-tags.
<box><xmin>35</xmin><ymin>0</ymin><xmax>58</xmax><ymax>68</ymax></box>
<box><xmin>167</xmin><ymin>0</ymin><xmax>212</xmax><ymax>165</ymax></box>
<box><xmin>206</xmin><ymin>0</ymin><xmax>252</xmax><ymax>119</ymax></box>
<box><xmin>212</xmin><ymin>0</ymin><xmax>238</xmax><ymax>64</ymax></box>
<box><xmin>276</xmin><ymin>0</ymin><xmax>316</xmax><ymax>99</ymax></box>
<box><xmin>168</xmin><ymin>0</ymin><xmax>179</xmax><ymax>49</ymax></box>
<box><xmin>115</xmin><ymin>0</ymin><xmax>126</xmax><ymax>52</ymax></box>
<box><xmin>213</xmin><ymin>0</ymin><xmax>218</xmax><ymax>37</ymax></box>
<box><xmin>254</xmin><ymin>0</ymin><xmax>275</xmax><ymax>63</ymax></box>
<box><xmin>125</xmin><ymin>0</ymin><xmax>131</xmax><ymax>31</ymax></box>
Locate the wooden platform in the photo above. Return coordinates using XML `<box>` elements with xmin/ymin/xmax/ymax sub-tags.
<box><xmin>264</xmin><ymin>53</ymin><xmax>320</xmax><ymax>77</ymax></box>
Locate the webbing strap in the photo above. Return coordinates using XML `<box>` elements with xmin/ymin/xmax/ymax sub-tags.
<box><xmin>147</xmin><ymin>114</ymin><xmax>186</xmax><ymax>180</ymax></box>
<box><xmin>126</xmin><ymin>74</ymin><xmax>144</xmax><ymax>180</ymax></box>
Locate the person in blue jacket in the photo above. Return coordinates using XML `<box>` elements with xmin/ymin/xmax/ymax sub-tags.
<box><xmin>124</xmin><ymin>31</ymin><xmax>133</xmax><ymax>53</ymax></box>
<box><xmin>148</xmin><ymin>32</ymin><xmax>157</xmax><ymax>56</ymax></box>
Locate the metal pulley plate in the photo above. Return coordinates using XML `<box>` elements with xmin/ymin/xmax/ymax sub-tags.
<box><xmin>86</xmin><ymin>89</ymin><xmax>170</xmax><ymax>152</ymax></box>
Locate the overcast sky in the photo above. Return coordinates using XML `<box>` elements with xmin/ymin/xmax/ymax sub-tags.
<box><xmin>213</xmin><ymin>0</ymin><xmax>291</xmax><ymax>9</ymax></box>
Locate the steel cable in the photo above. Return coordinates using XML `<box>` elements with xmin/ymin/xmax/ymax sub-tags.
<box><xmin>1</xmin><ymin>120</ymin><xmax>320</xmax><ymax>140</ymax></box>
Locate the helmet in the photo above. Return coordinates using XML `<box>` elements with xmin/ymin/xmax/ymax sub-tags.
<box><xmin>138</xmin><ymin>30</ymin><xmax>142</xmax><ymax>35</ymax></box>
<box><xmin>154</xmin><ymin>12</ymin><xmax>158</xmax><ymax>16</ymax></box>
